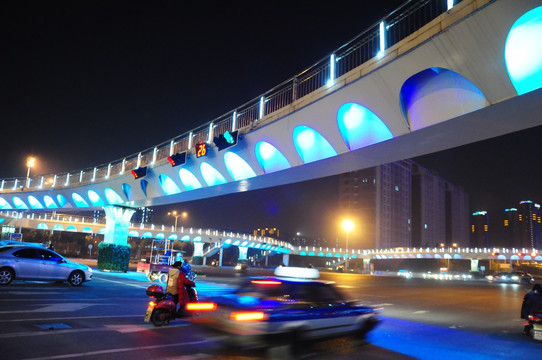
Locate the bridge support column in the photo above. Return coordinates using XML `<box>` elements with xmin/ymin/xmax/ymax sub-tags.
<box><xmin>192</xmin><ymin>242</ymin><xmax>204</xmax><ymax>265</ymax></box>
<box><xmin>470</xmin><ymin>259</ymin><xmax>479</xmax><ymax>272</ymax></box>
<box><xmin>363</xmin><ymin>258</ymin><xmax>371</xmax><ymax>274</ymax></box>
<box><xmin>219</xmin><ymin>247</ymin><xmax>224</xmax><ymax>267</ymax></box>
<box><xmin>282</xmin><ymin>254</ymin><xmax>289</xmax><ymax>267</ymax></box>
<box><xmin>238</xmin><ymin>246</ymin><xmax>248</xmax><ymax>261</ymax></box>
<box><xmin>98</xmin><ymin>205</ymin><xmax>136</xmax><ymax>272</ymax></box>
<box><xmin>103</xmin><ymin>205</ymin><xmax>136</xmax><ymax>245</ymax></box>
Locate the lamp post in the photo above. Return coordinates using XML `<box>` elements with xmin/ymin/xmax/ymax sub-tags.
<box><xmin>341</xmin><ymin>219</ymin><xmax>354</xmax><ymax>271</ymax></box>
<box><xmin>18</xmin><ymin>156</ymin><xmax>36</xmax><ymax>236</ymax></box>
<box><xmin>168</xmin><ymin>210</ymin><xmax>187</xmax><ymax>232</ymax></box>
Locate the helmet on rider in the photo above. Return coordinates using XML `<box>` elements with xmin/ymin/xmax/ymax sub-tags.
<box><xmin>172</xmin><ymin>261</ymin><xmax>183</xmax><ymax>270</ymax></box>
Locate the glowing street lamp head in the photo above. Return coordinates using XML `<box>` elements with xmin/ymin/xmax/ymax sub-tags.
<box><xmin>341</xmin><ymin>219</ymin><xmax>354</xmax><ymax>232</ymax></box>
<box><xmin>27</xmin><ymin>156</ymin><xmax>36</xmax><ymax>168</ymax></box>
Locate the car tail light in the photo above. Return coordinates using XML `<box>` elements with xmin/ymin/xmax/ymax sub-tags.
<box><xmin>230</xmin><ymin>311</ymin><xmax>267</xmax><ymax>321</ymax></box>
<box><xmin>186</xmin><ymin>302</ymin><xmax>217</xmax><ymax>311</ymax></box>
<box><xmin>251</xmin><ymin>280</ymin><xmax>281</xmax><ymax>285</ymax></box>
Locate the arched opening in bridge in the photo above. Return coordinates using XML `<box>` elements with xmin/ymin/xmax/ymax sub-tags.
<box><xmin>128</xmin><ymin>230</ymin><xmax>139</xmax><ymax>237</ymax></box>
<box><xmin>0</xmin><ymin>197</ymin><xmax>12</xmax><ymax>210</ymax></box>
<box><xmin>88</xmin><ymin>190</ymin><xmax>105</xmax><ymax>206</ymax></box>
<box><xmin>12</xmin><ymin>197</ymin><xmax>28</xmax><ymax>210</ymax></box>
<box><xmin>399</xmin><ymin>67</ymin><xmax>488</xmax><ymax>131</ymax></box>
<box><xmin>158</xmin><ymin>175</ymin><xmax>181</xmax><ymax>195</ymax></box>
<box><xmin>224</xmin><ymin>152</ymin><xmax>257</xmax><ymax>181</ymax></box>
<box><xmin>43</xmin><ymin>196</ymin><xmax>57</xmax><ymax>209</ymax></box>
<box><xmin>254</xmin><ymin>141</ymin><xmax>291</xmax><ymax>174</ymax></box>
<box><xmin>105</xmin><ymin>188</ymin><xmax>124</xmax><ymax>204</ymax></box>
<box><xmin>293</xmin><ymin>126</ymin><xmax>337</xmax><ymax>164</ymax></box>
<box><xmin>82</xmin><ymin>227</ymin><xmax>92</xmax><ymax>233</ymax></box>
<box><xmin>200</xmin><ymin>162</ymin><xmax>227</xmax><ymax>186</ymax></box>
<box><xmin>179</xmin><ymin>169</ymin><xmax>202</xmax><ymax>190</ymax></box>
<box><xmin>72</xmin><ymin>193</ymin><xmax>89</xmax><ymax>208</ymax></box>
<box><xmin>505</xmin><ymin>6</ymin><xmax>542</xmax><ymax>95</ymax></box>
<box><xmin>37</xmin><ymin>223</ymin><xmax>48</xmax><ymax>230</ymax></box>
<box><xmin>122</xmin><ymin>183</ymin><xmax>133</xmax><ymax>201</ymax></box>
<box><xmin>66</xmin><ymin>225</ymin><xmax>77</xmax><ymax>232</ymax></box>
<box><xmin>52</xmin><ymin>224</ymin><xmax>64</xmax><ymax>231</ymax></box>
<box><xmin>57</xmin><ymin>194</ymin><xmax>71</xmax><ymax>208</ymax></box>
<box><xmin>337</xmin><ymin>103</ymin><xmax>393</xmax><ymax>150</ymax></box>
<box><xmin>27</xmin><ymin>196</ymin><xmax>44</xmax><ymax>209</ymax></box>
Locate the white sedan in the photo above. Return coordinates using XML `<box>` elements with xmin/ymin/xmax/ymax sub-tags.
<box><xmin>0</xmin><ymin>245</ymin><xmax>92</xmax><ymax>286</ymax></box>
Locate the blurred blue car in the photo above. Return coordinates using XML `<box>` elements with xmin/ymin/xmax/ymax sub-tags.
<box><xmin>192</xmin><ymin>266</ymin><xmax>380</xmax><ymax>349</ymax></box>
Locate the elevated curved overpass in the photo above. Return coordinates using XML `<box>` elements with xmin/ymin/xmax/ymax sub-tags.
<box><xmin>1</xmin><ymin>0</ymin><xmax>542</xmax><ymax>259</ymax></box>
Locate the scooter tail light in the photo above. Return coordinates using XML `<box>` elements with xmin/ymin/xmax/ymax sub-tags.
<box><xmin>186</xmin><ymin>302</ymin><xmax>217</xmax><ymax>311</ymax></box>
<box><xmin>230</xmin><ymin>311</ymin><xmax>267</xmax><ymax>322</ymax></box>
<box><xmin>149</xmin><ymin>301</ymin><xmax>156</xmax><ymax>307</ymax></box>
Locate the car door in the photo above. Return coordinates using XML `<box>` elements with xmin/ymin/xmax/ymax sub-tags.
<box><xmin>38</xmin><ymin>249</ymin><xmax>66</xmax><ymax>280</ymax></box>
<box><xmin>12</xmin><ymin>248</ymin><xmax>42</xmax><ymax>279</ymax></box>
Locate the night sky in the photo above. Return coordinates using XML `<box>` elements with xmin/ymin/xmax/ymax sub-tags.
<box><xmin>2</xmin><ymin>1</ymin><xmax>541</xmax><ymax>240</ymax></box>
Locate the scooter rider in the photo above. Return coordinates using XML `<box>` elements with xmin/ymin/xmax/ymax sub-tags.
<box><xmin>521</xmin><ymin>284</ymin><xmax>542</xmax><ymax>334</ymax></box>
<box><xmin>177</xmin><ymin>261</ymin><xmax>196</xmax><ymax>316</ymax></box>
<box><xmin>165</xmin><ymin>261</ymin><xmax>183</xmax><ymax>306</ymax></box>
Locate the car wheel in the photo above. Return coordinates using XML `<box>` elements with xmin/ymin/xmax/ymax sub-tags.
<box><xmin>68</xmin><ymin>271</ymin><xmax>84</xmax><ymax>286</ymax></box>
<box><xmin>0</xmin><ymin>267</ymin><xmax>14</xmax><ymax>285</ymax></box>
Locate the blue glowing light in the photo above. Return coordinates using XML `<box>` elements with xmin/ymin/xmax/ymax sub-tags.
<box><xmin>52</xmin><ymin>224</ymin><xmax>64</xmax><ymax>231</ymax></box>
<box><xmin>72</xmin><ymin>193</ymin><xmax>89</xmax><ymax>208</ymax></box>
<box><xmin>505</xmin><ymin>7</ymin><xmax>542</xmax><ymax>95</ymax></box>
<box><xmin>255</xmin><ymin>141</ymin><xmax>291</xmax><ymax>174</ymax></box>
<box><xmin>122</xmin><ymin>183</ymin><xmax>132</xmax><ymax>200</ymax></box>
<box><xmin>180</xmin><ymin>235</ymin><xmax>190</xmax><ymax>241</ymax></box>
<box><xmin>158</xmin><ymin>174</ymin><xmax>181</xmax><ymax>195</ymax></box>
<box><xmin>224</xmin><ymin>152</ymin><xmax>257</xmax><ymax>181</ymax></box>
<box><xmin>37</xmin><ymin>223</ymin><xmax>48</xmax><ymax>230</ymax></box>
<box><xmin>57</xmin><ymin>194</ymin><xmax>70</xmax><ymax>208</ymax></box>
<box><xmin>98</xmin><ymin>228</ymin><xmax>106</xmax><ymax>234</ymax></box>
<box><xmin>200</xmin><ymin>162</ymin><xmax>227</xmax><ymax>186</ymax></box>
<box><xmin>81</xmin><ymin>227</ymin><xmax>93</xmax><ymax>233</ymax></box>
<box><xmin>12</xmin><ymin>197</ymin><xmax>28</xmax><ymax>210</ymax></box>
<box><xmin>179</xmin><ymin>169</ymin><xmax>202</xmax><ymax>190</ymax></box>
<box><xmin>168</xmin><ymin>234</ymin><xmax>178</xmax><ymax>240</ymax></box>
<box><xmin>154</xmin><ymin>233</ymin><xmax>165</xmax><ymax>239</ymax></box>
<box><xmin>337</xmin><ymin>103</ymin><xmax>393</xmax><ymax>150</ymax></box>
<box><xmin>141</xmin><ymin>231</ymin><xmax>153</xmax><ymax>239</ymax></box>
<box><xmin>293</xmin><ymin>125</ymin><xmax>337</xmax><ymax>163</ymax></box>
<box><xmin>128</xmin><ymin>230</ymin><xmax>140</xmax><ymax>237</ymax></box>
<box><xmin>66</xmin><ymin>225</ymin><xmax>77</xmax><ymax>232</ymax></box>
<box><xmin>193</xmin><ymin>236</ymin><xmax>202</xmax><ymax>242</ymax></box>
<box><xmin>42</xmin><ymin>196</ymin><xmax>56</xmax><ymax>209</ymax></box>
<box><xmin>88</xmin><ymin>190</ymin><xmax>105</xmax><ymax>206</ymax></box>
<box><xmin>105</xmin><ymin>188</ymin><xmax>123</xmax><ymax>204</ymax></box>
<box><xmin>27</xmin><ymin>196</ymin><xmax>44</xmax><ymax>209</ymax></box>
<box><xmin>0</xmin><ymin>197</ymin><xmax>12</xmax><ymax>210</ymax></box>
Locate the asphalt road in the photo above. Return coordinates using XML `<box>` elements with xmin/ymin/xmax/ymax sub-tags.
<box><xmin>1</xmin><ymin>267</ymin><xmax>541</xmax><ymax>359</ymax></box>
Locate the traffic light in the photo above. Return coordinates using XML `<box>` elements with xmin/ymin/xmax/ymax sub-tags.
<box><xmin>167</xmin><ymin>152</ymin><xmax>186</xmax><ymax>167</ymax></box>
<box><xmin>213</xmin><ymin>130</ymin><xmax>239</xmax><ymax>151</ymax></box>
<box><xmin>131</xmin><ymin>167</ymin><xmax>147</xmax><ymax>179</ymax></box>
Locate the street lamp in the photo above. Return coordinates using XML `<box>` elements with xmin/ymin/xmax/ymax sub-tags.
<box><xmin>18</xmin><ymin>156</ymin><xmax>36</xmax><ymax>236</ymax></box>
<box><xmin>168</xmin><ymin>210</ymin><xmax>187</xmax><ymax>231</ymax></box>
<box><xmin>341</xmin><ymin>219</ymin><xmax>355</xmax><ymax>271</ymax></box>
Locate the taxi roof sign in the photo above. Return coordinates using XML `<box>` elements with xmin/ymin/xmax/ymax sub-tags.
<box><xmin>274</xmin><ymin>266</ymin><xmax>319</xmax><ymax>279</ymax></box>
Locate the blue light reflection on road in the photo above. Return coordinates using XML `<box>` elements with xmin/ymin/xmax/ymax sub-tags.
<box><xmin>369</xmin><ymin>316</ymin><xmax>541</xmax><ymax>360</ymax></box>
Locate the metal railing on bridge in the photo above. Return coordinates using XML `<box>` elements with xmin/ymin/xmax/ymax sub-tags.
<box><xmin>0</xmin><ymin>0</ymin><xmax>464</xmax><ymax>192</ymax></box>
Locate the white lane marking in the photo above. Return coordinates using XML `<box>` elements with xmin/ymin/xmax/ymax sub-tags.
<box><xmin>104</xmin><ymin>324</ymin><xmax>152</xmax><ymax>333</ymax></box>
<box><xmin>22</xmin><ymin>339</ymin><xmax>215</xmax><ymax>360</ymax></box>
<box><xmin>94</xmin><ymin>276</ymin><xmax>150</xmax><ymax>288</ymax></box>
<box><xmin>413</xmin><ymin>310</ymin><xmax>428</xmax><ymax>314</ymax></box>
<box><xmin>0</xmin><ymin>303</ymin><xmax>111</xmax><ymax>314</ymax></box>
<box><xmin>2</xmin><ymin>314</ymin><xmax>142</xmax><ymax>323</ymax></box>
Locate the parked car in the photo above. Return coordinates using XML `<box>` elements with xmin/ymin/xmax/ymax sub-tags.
<box><xmin>486</xmin><ymin>271</ymin><xmax>533</xmax><ymax>284</ymax></box>
<box><xmin>191</xmin><ymin>266</ymin><xmax>380</xmax><ymax>350</ymax></box>
<box><xmin>0</xmin><ymin>245</ymin><xmax>93</xmax><ymax>286</ymax></box>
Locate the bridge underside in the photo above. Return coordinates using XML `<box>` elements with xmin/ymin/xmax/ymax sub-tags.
<box><xmin>143</xmin><ymin>88</ymin><xmax>542</xmax><ymax>207</ymax></box>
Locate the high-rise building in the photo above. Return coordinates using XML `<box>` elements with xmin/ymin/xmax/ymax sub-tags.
<box><xmin>517</xmin><ymin>200</ymin><xmax>541</xmax><ymax>249</ymax></box>
<box><xmin>339</xmin><ymin>159</ymin><xmax>469</xmax><ymax>249</ymax></box>
<box><xmin>471</xmin><ymin>211</ymin><xmax>489</xmax><ymax>247</ymax></box>
<box><xmin>502</xmin><ymin>207</ymin><xmax>520</xmax><ymax>248</ymax></box>
<box><xmin>132</xmin><ymin>207</ymin><xmax>154</xmax><ymax>224</ymax></box>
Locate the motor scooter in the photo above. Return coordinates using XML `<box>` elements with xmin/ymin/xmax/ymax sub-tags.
<box><xmin>144</xmin><ymin>283</ymin><xmax>199</xmax><ymax>326</ymax></box>
<box><xmin>527</xmin><ymin>309</ymin><xmax>542</xmax><ymax>340</ymax></box>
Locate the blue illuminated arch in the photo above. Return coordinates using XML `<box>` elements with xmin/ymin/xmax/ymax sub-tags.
<box><xmin>66</xmin><ymin>225</ymin><xmax>77</xmax><ymax>232</ymax></box>
<box><xmin>52</xmin><ymin>224</ymin><xmax>64</xmax><ymax>231</ymax></box>
<box><xmin>57</xmin><ymin>194</ymin><xmax>70</xmax><ymax>208</ymax></box>
<box><xmin>105</xmin><ymin>188</ymin><xmax>123</xmax><ymax>205</ymax></box>
<box><xmin>200</xmin><ymin>162</ymin><xmax>227</xmax><ymax>186</ymax></box>
<box><xmin>81</xmin><ymin>227</ymin><xmax>93</xmax><ymax>233</ymax></box>
<box><xmin>505</xmin><ymin>6</ymin><xmax>542</xmax><ymax>95</ymax></box>
<box><xmin>141</xmin><ymin>231</ymin><xmax>153</xmax><ymax>239</ymax></box>
<box><xmin>122</xmin><ymin>183</ymin><xmax>133</xmax><ymax>201</ymax></box>
<box><xmin>12</xmin><ymin>197</ymin><xmax>28</xmax><ymax>210</ymax></box>
<box><xmin>88</xmin><ymin>190</ymin><xmax>105</xmax><ymax>206</ymax></box>
<box><xmin>337</xmin><ymin>103</ymin><xmax>393</xmax><ymax>150</ymax></box>
<box><xmin>193</xmin><ymin>236</ymin><xmax>202</xmax><ymax>242</ymax></box>
<box><xmin>293</xmin><ymin>126</ymin><xmax>337</xmax><ymax>164</ymax></box>
<box><xmin>158</xmin><ymin>174</ymin><xmax>181</xmax><ymax>195</ymax></box>
<box><xmin>42</xmin><ymin>196</ymin><xmax>57</xmax><ymax>209</ymax></box>
<box><xmin>180</xmin><ymin>235</ymin><xmax>190</xmax><ymax>241</ymax></box>
<box><xmin>168</xmin><ymin>234</ymin><xmax>178</xmax><ymax>240</ymax></box>
<box><xmin>154</xmin><ymin>232</ymin><xmax>165</xmax><ymax>239</ymax></box>
<box><xmin>179</xmin><ymin>169</ymin><xmax>202</xmax><ymax>190</ymax></box>
<box><xmin>0</xmin><ymin>197</ymin><xmax>12</xmax><ymax>210</ymax></box>
<box><xmin>72</xmin><ymin>193</ymin><xmax>89</xmax><ymax>208</ymax></box>
<box><xmin>27</xmin><ymin>196</ymin><xmax>44</xmax><ymax>209</ymax></box>
<box><xmin>0</xmin><ymin>219</ymin><xmax>4</xmax><ymax>224</ymax></box>
<box><xmin>98</xmin><ymin>228</ymin><xmax>106</xmax><ymax>235</ymax></box>
<box><xmin>128</xmin><ymin>230</ymin><xmax>140</xmax><ymax>237</ymax></box>
<box><xmin>255</xmin><ymin>141</ymin><xmax>291</xmax><ymax>174</ymax></box>
<box><xmin>37</xmin><ymin>223</ymin><xmax>49</xmax><ymax>230</ymax></box>
<box><xmin>224</xmin><ymin>152</ymin><xmax>257</xmax><ymax>181</ymax></box>
<box><xmin>140</xmin><ymin>180</ymin><xmax>148</xmax><ymax>197</ymax></box>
